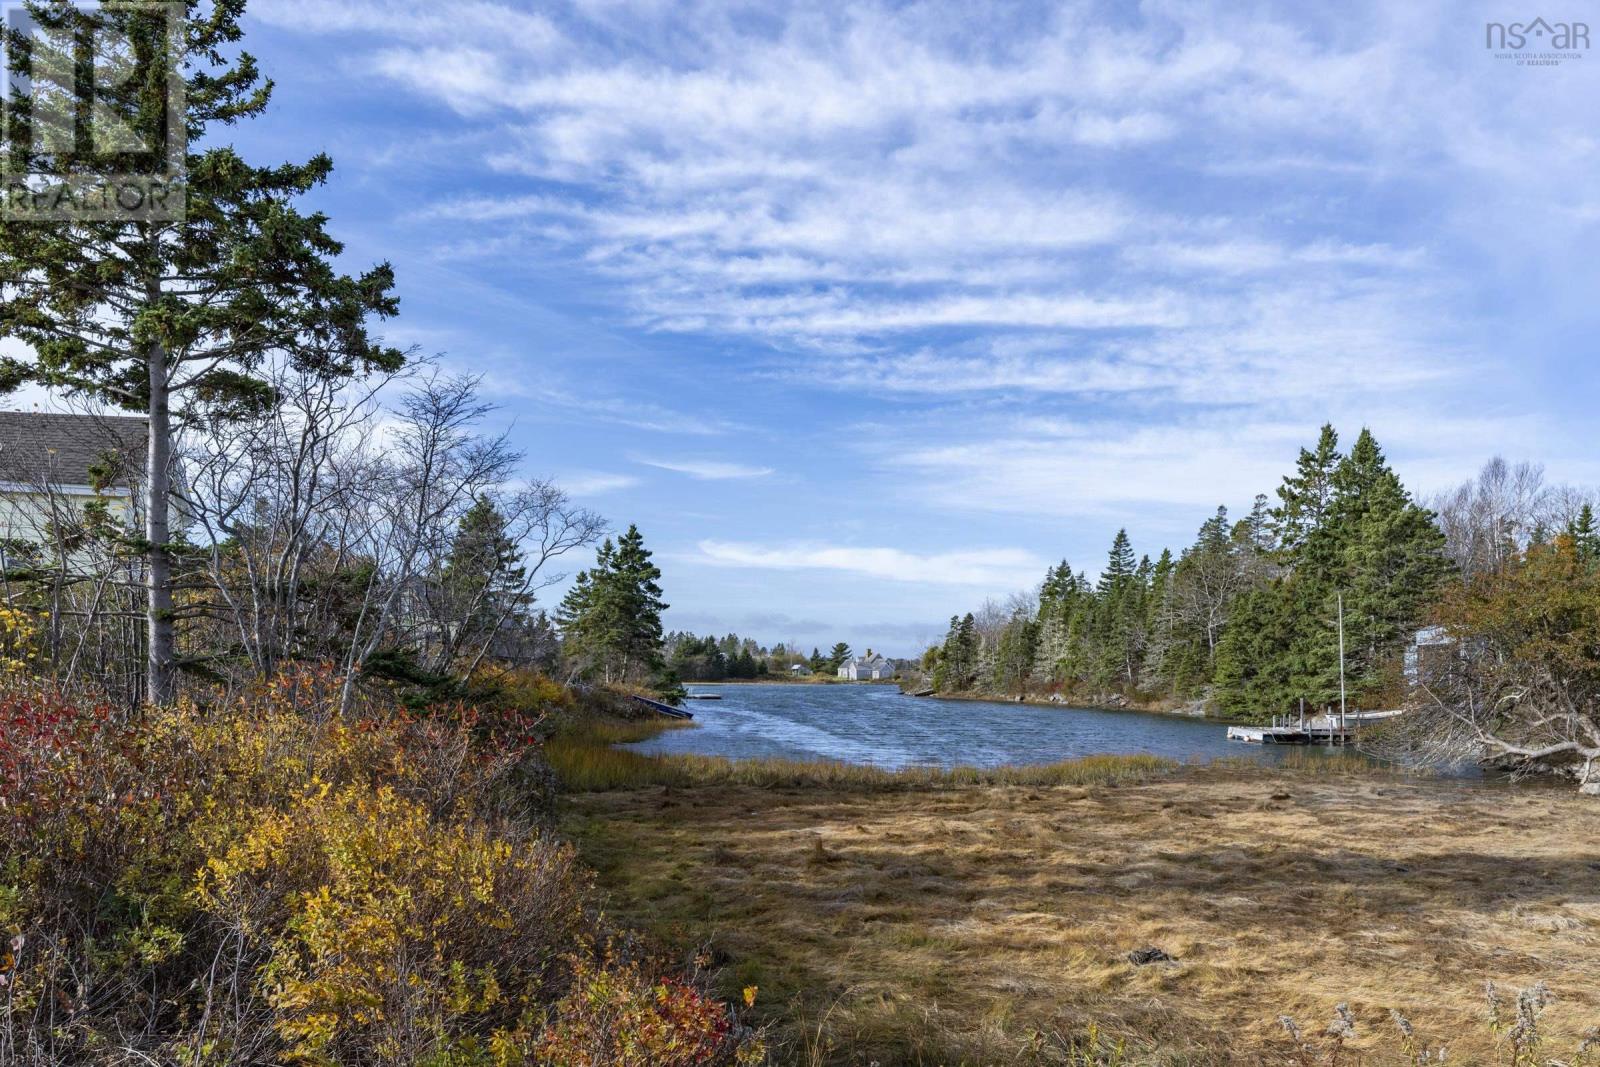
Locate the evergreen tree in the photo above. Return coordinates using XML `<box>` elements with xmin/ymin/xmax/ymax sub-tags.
<box><xmin>1328</xmin><ymin>430</ymin><xmax>1451</xmax><ymax>690</ymax></box>
<box><xmin>1094</xmin><ymin>530</ymin><xmax>1146</xmax><ymax>687</ymax></box>
<box><xmin>557</xmin><ymin>525</ymin><xmax>669</xmax><ymax>687</ymax></box>
<box><xmin>992</xmin><ymin>609</ymin><xmax>1039</xmax><ymax>698</ymax></box>
<box><xmin>1567</xmin><ymin>504</ymin><xmax>1600</xmax><ymax>566</ymax></box>
<box><xmin>439</xmin><ymin>495</ymin><xmax>527</xmax><ymax>662</ymax></box>
<box><xmin>734</xmin><ymin>647</ymin><xmax>758</xmax><ymax>678</ymax></box>
<box><xmin>933</xmin><ymin>614</ymin><xmax>980</xmax><ymax>691</ymax></box>
<box><xmin>1098</xmin><ymin>529</ymin><xmax>1137</xmax><ymax>593</ymax></box>
<box><xmin>1213</xmin><ymin>583</ymin><xmax>1298</xmax><ymax>717</ymax></box>
<box><xmin>0</xmin><ymin>0</ymin><xmax>404</xmax><ymax>702</ymax></box>
<box><xmin>954</xmin><ymin>613</ymin><xmax>978</xmax><ymax>688</ymax></box>
<box><xmin>828</xmin><ymin>642</ymin><xmax>852</xmax><ymax>670</ymax></box>
<box><xmin>1271</xmin><ymin>424</ymin><xmax>1341</xmax><ymax>560</ymax></box>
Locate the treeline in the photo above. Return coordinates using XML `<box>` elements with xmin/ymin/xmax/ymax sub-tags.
<box><xmin>929</xmin><ymin>426</ymin><xmax>1595</xmax><ymax>721</ymax></box>
<box><xmin>663</xmin><ymin>633</ymin><xmax>860</xmax><ymax>681</ymax></box>
<box><xmin>666</xmin><ymin>632</ymin><xmax>773</xmax><ymax>680</ymax></box>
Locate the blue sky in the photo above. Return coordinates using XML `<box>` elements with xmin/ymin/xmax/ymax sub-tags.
<box><xmin>130</xmin><ymin>1</ymin><xmax>1600</xmax><ymax>653</ymax></box>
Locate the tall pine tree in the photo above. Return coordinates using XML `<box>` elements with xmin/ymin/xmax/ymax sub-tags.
<box><xmin>557</xmin><ymin>525</ymin><xmax>669</xmax><ymax>688</ymax></box>
<box><xmin>0</xmin><ymin>0</ymin><xmax>403</xmax><ymax>702</ymax></box>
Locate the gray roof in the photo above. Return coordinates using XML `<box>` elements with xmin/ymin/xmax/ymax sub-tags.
<box><xmin>0</xmin><ymin>411</ymin><xmax>147</xmax><ymax>489</ymax></box>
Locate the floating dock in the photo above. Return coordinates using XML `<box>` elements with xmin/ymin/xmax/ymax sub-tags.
<box><xmin>687</xmin><ymin>693</ymin><xmax>722</xmax><ymax>700</ymax></box>
<box><xmin>1226</xmin><ymin>710</ymin><xmax>1402</xmax><ymax>745</ymax></box>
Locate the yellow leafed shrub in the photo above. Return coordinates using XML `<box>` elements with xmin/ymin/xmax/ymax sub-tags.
<box><xmin>197</xmin><ymin>783</ymin><xmax>591</xmax><ymax>1064</ymax></box>
<box><xmin>0</xmin><ymin>668</ymin><xmax>763</xmax><ymax>1066</ymax></box>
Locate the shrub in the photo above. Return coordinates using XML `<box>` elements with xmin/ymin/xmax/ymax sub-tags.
<box><xmin>197</xmin><ymin>784</ymin><xmax>590</xmax><ymax>1064</ymax></box>
<box><xmin>535</xmin><ymin>954</ymin><xmax>763</xmax><ymax>1067</ymax></box>
<box><xmin>0</xmin><ymin>669</ymin><xmax>762</xmax><ymax>1065</ymax></box>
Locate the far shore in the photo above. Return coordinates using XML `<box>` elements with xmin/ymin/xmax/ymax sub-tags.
<box><xmin>681</xmin><ymin>675</ymin><xmax>898</xmax><ymax>686</ymax></box>
<box><xmin>918</xmin><ymin>686</ymin><xmax>1262</xmax><ymax>723</ymax></box>
<box><xmin>678</xmin><ymin>675</ymin><xmax>1278</xmax><ymax>726</ymax></box>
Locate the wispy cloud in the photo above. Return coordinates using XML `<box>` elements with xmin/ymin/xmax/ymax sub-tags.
<box><xmin>241</xmin><ymin>0</ymin><xmax>1600</xmax><ymax>643</ymax></box>
<box><xmin>694</xmin><ymin>540</ymin><xmax>1047</xmax><ymax>589</ymax></box>
<box><xmin>559</xmin><ymin>471</ymin><xmax>640</xmax><ymax>495</ymax></box>
<box><xmin>635</xmin><ymin>456</ymin><xmax>773</xmax><ymax>480</ymax></box>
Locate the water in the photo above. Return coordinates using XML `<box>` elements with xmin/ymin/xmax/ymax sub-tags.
<box><xmin>623</xmin><ymin>683</ymin><xmax>1345</xmax><ymax>770</ymax></box>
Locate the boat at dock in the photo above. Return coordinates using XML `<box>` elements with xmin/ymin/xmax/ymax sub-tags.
<box><xmin>1227</xmin><ymin>709</ymin><xmax>1403</xmax><ymax>745</ymax></box>
<box><xmin>1226</xmin><ymin>590</ymin><xmax>1405</xmax><ymax>746</ymax></box>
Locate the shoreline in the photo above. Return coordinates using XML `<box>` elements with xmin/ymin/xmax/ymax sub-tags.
<box><xmin>910</xmin><ymin>686</ymin><xmax>1266</xmax><ymax>725</ymax></box>
<box><xmin>679</xmin><ymin>677</ymin><xmax>1264</xmax><ymax>726</ymax></box>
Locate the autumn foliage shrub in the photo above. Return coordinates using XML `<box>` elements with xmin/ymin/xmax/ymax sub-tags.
<box><xmin>0</xmin><ymin>667</ymin><xmax>761</xmax><ymax>1065</ymax></box>
<box><xmin>536</xmin><ymin>955</ymin><xmax>763</xmax><ymax>1067</ymax></box>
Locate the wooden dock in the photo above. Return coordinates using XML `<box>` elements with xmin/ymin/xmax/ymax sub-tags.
<box><xmin>629</xmin><ymin>694</ymin><xmax>694</xmax><ymax>720</ymax></box>
<box><xmin>1226</xmin><ymin>710</ymin><xmax>1402</xmax><ymax>746</ymax></box>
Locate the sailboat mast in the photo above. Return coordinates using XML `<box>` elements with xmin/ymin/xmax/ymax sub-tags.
<box><xmin>1337</xmin><ymin>590</ymin><xmax>1347</xmax><ymax>730</ymax></box>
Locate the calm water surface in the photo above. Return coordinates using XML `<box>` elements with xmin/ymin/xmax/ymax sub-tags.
<box><xmin>623</xmin><ymin>683</ymin><xmax>1341</xmax><ymax>770</ymax></box>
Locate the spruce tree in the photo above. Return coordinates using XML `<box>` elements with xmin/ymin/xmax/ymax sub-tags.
<box><xmin>606</xmin><ymin>524</ymin><xmax>668</xmax><ymax>683</ymax></box>
<box><xmin>993</xmin><ymin>609</ymin><xmax>1039</xmax><ymax>697</ymax></box>
<box><xmin>556</xmin><ymin>525</ymin><xmax>669</xmax><ymax>686</ymax></box>
<box><xmin>1095</xmin><ymin>530</ymin><xmax>1144</xmax><ymax>687</ymax></box>
<box><xmin>0</xmin><ymin>0</ymin><xmax>403</xmax><ymax>702</ymax></box>
<box><xmin>1567</xmin><ymin>504</ymin><xmax>1600</xmax><ymax>566</ymax></box>
<box><xmin>1272</xmin><ymin>424</ymin><xmax>1341</xmax><ymax>560</ymax></box>
<box><xmin>954</xmin><ymin>612</ymin><xmax>978</xmax><ymax>688</ymax></box>
<box><xmin>440</xmin><ymin>495</ymin><xmax>526</xmax><ymax>661</ymax></box>
<box><xmin>1328</xmin><ymin>430</ymin><xmax>1451</xmax><ymax>690</ymax></box>
<box><xmin>828</xmin><ymin>641</ymin><xmax>852</xmax><ymax>671</ymax></box>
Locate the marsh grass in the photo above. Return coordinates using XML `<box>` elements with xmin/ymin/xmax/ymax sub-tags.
<box><xmin>544</xmin><ymin>711</ymin><xmax>1177</xmax><ymax>792</ymax></box>
<box><xmin>564</xmin><ymin>764</ymin><xmax>1600</xmax><ymax>1066</ymax></box>
<box><xmin>1208</xmin><ymin>749</ymin><xmax>1435</xmax><ymax>779</ymax></box>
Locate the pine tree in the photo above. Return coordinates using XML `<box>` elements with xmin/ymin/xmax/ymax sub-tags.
<box><xmin>607</xmin><ymin>524</ymin><xmax>668</xmax><ymax>683</ymax></box>
<box><xmin>557</xmin><ymin>525</ymin><xmax>669</xmax><ymax>687</ymax></box>
<box><xmin>1213</xmin><ymin>583</ymin><xmax>1297</xmax><ymax>719</ymax></box>
<box><xmin>827</xmin><ymin>642</ymin><xmax>852</xmax><ymax>671</ymax></box>
<box><xmin>1098</xmin><ymin>529</ymin><xmax>1137</xmax><ymax>594</ymax></box>
<box><xmin>1272</xmin><ymin>424</ymin><xmax>1341</xmax><ymax>561</ymax></box>
<box><xmin>0</xmin><ymin>1</ymin><xmax>403</xmax><ymax>703</ymax></box>
<box><xmin>1567</xmin><ymin>504</ymin><xmax>1600</xmax><ymax>566</ymax></box>
<box><xmin>955</xmin><ymin>613</ymin><xmax>979</xmax><ymax>688</ymax></box>
<box><xmin>1094</xmin><ymin>530</ymin><xmax>1145</xmax><ymax>687</ymax></box>
<box><xmin>1328</xmin><ymin>430</ymin><xmax>1451</xmax><ymax>690</ymax></box>
<box><xmin>992</xmin><ymin>609</ymin><xmax>1039</xmax><ymax>697</ymax></box>
<box><xmin>439</xmin><ymin>495</ymin><xmax>527</xmax><ymax>664</ymax></box>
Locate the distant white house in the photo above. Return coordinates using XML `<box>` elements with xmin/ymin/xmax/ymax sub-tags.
<box><xmin>838</xmin><ymin>650</ymin><xmax>894</xmax><ymax>681</ymax></box>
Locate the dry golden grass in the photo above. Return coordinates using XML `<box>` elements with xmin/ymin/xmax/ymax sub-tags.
<box><xmin>563</xmin><ymin>767</ymin><xmax>1600</xmax><ymax>1066</ymax></box>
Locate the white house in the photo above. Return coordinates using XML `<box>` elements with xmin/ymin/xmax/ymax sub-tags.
<box><xmin>838</xmin><ymin>650</ymin><xmax>894</xmax><ymax>681</ymax></box>
<box><xmin>0</xmin><ymin>412</ymin><xmax>150</xmax><ymax>561</ymax></box>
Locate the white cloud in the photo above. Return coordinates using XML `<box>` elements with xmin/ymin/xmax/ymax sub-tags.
<box><xmin>695</xmin><ymin>540</ymin><xmax>1047</xmax><ymax>589</ymax></box>
<box><xmin>635</xmin><ymin>456</ymin><xmax>773</xmax><ymax>480</ymax></box>
<box><xmin>559</xmin><ymin>471</ymin><xmax>639</xmax><ymax>495</ymax></box>
<box><xmin>256</xmin><ymin>0</ymin><xmax>1600</xmax><ymax>558</ymax></box>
